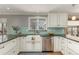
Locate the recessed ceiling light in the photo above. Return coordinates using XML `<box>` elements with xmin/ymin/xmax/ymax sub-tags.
<box><xmin>72</xmin><ymin>16</ymin><xmax>76</xmax><ymax>20</ymax></box>
<box><xmin>7</xmin><ymin>8</ymin><xmax>10</xmax><ymax>10</ymax></box>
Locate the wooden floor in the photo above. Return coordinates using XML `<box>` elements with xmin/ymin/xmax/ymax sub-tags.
<box><xmin>18</xmin><ymin>52</ymin><xmax>62</xmax><ymax>55</ymax></box>
<box><xmin>47</xmin><ymin>52</ymin><xmax>62</xmax><ymax>55</ymax></box>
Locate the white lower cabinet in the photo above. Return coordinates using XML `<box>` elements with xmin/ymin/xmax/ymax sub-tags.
<box><xmin>67</xmin><ymin>39</ymin><xmax>79</xmax><ymax>55</ymax></box>
<box><xmin>53</xmin><ymin>36</ymin><xmax>61</xmax><ymax>52</ymax></box>
<box><xmin>1</xmin><ymin>35</ymin><xmax>79</xmax><ymax>55</ymax></box>
<box><xmin>0</xmin><ymin>35</ymin><xmax>42</xmax><ymax>55</ymax></box>
<box><xmin>20</xmin><ymin>37</ymin><xmax>33</xmax><ymax>51</ymax></box>
<box><xmin>61</xmin><ymin>37</ymin><xmax>68</xmax><ymax>55</ymax></box>
<box><xmin>53</xmin><ymin>36</ymin><xmax>79</xmax><ymax>55</ymax></box>
<box><xmin>20</xmin><ymin>36</ymin><xmax>42</xmax><ymax>52</ymax></box>
<box><xmin>16</xmin><ymin>37</ymin><xmax>20</xmax><ymax>54</ymax></box>
<box><xmin>56</xmin><ymin>36</ymin><xmax>79</xmax><ymax>55</ymax></box>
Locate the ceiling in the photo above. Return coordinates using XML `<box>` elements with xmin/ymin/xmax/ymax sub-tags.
<box><xmin>0</xmin><ymin>4</ymin><xmax>79</xmax><ymax>15</ymax></box>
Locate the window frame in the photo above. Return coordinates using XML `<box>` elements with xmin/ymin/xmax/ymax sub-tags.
<box><xmin>28</xmin><ymin>16</ymin><xmax>47</xmax><ymax>30</ymax></box>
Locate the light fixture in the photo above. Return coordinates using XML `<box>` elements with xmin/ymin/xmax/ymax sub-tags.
<box><xmin>7</xmin><ymin>8</ymin><xmax>10</xmax><ymax>10</ymax></box>
<box><xmin>72</xmin><ymin>16</ymin><xmax>76</xmax><ymax>20</ymax></box>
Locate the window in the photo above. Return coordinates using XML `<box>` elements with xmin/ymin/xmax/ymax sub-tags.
<box><xmin>28</xmin><ymin>16</ymin><xmax>47</xmax><ymax>30</ymax></box>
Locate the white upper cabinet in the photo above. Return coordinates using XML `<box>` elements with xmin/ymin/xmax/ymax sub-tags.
<box><xmin>48</xmin><ymin>14</ymin><xmax>58</xmax><ymax>27</ymax></box>
<box><xmin>58</xmin><ymin>14</ymin><xmax>68</xmax><ymax>27</ymax></box>
<box><xmin>47</xmin><ymin>13</ymin><xmax>68</xmax><ymax>27</ymax></box>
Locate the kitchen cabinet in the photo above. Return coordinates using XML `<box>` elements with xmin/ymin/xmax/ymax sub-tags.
<box><xmin>19</xmin><ymin>37</ymin><xmax>26</xmax><ymax>51</ymax></box>
<box><xmin>60</xmin><ymin>35</ymin><xmax>79</xmax><ymax>55</ymax></box>
<box><xmin>67</xmin><ymin>39</ymin><xmax>79</xmax><ymax>55</ymax></box>
<box><xmin>47</xmin><ymin>13</ymin><xmax>68</xmax><ymax>27</ymax></box>
<box><xmin>21</xmin><ymin>37</ymin><xmax>33</xmax><ymax>51</ymax></box>
<box><xmin>16</xmin><ymin>37</ymin><xmax>20</xmax><ymax>54</ymax></box>
<box><xmin>20</xmin><ymin>36</ymin><xmax>42</xmax><ymax>52</ymax></box>
<box><xmin>61</xmin><ymin>37</ymin><xmax>68</xmax><ymax>55</ymax></box>
<box><xmin>53</xmin><ymin>36</ymin><xmax>61</xmax><ymax>52</ymax></box>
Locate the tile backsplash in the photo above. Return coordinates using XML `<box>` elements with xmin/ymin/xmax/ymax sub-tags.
<box><xmin>7</xmin><ymin>25</ymin><xmax>65</xmax><ymax>36</ymax></box>
<box><xmin>47</xmin><ymin>27</ymin><xmax>65</xmax><ymax>35</ymax></box>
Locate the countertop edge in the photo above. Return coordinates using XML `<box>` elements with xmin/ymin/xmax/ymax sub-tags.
<box><xmin>0</xmin><ymin>35</ymin><xmax>78</xmax><ymax>45</ymax></box>
<box><xmin>0</xmin><ymin>37</ymin><xmax>17</xmax><ymax>44</ymax></box>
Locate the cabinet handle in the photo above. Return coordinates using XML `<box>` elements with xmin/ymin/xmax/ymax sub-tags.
<box><xmin>31</xmin><ymin>37</ymin><xmax>35</xmax><ymax>40</ymax></box>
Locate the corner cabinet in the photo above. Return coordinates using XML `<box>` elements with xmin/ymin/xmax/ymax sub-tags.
<box><xmin>47</xmin><ymin>13</ymin><xmax>68</xmax><ymax>27</ymax></box>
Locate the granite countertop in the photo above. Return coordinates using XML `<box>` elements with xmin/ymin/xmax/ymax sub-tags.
<box><xmin>0</xmin><ymin>34</ymin><xmax>27</xmax><ymax>44</ymax></box>
<box><xmin>0</xmin><ymin>34</ymin><xmax>78</xmax><ymax>45</ymax></box>
<box><xmin>0</xmin><ymin>33</ymin><xmax>65</xmax><ymax>44</ymax></box>
<box><xmin>65</xmin><ymin>34</ymin><xmax>79</xmax><ymax>42</ymax></box>
<box><xmin>0</xmin><ymin>36</ymin><xmax>17</xmax><ymax>44</ymax></box>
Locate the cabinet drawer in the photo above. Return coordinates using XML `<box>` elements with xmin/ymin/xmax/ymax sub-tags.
<box><xmin>67</xmin><ymin>47</ymin><xmax>79</xmax><ymax>55</ymax></box>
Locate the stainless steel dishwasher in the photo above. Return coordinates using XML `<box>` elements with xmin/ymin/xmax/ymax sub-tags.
<box><xmin>42</xmin><ymin>37</ymin><xmax>54</xmax><ymax>52</ymax></box>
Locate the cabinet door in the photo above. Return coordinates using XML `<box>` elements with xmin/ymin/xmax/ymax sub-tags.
<box><xmin>67</xmin><ymin>39</ymin><xmax>79</xmax><ymax>54</ymax></box>
<box><xmin>25</xmin><ymin>36</ymin><xmax>34</xmax><ymax>51</ymax></box>
<box><xmin>54</xmin><ymin>36</ymin><xmax>61</xmax><ymax>52</ymax></box>
<box><xmin>59</xmin><ymin>14</ymin><xmax>68</xmax><ymax>27</ymax></box>
<box><xmin>34</xmin><ymin>42</ymin><xmax>42</xmax><ymax>52</ymax></box>
<box><xmin>25</xmin><ymin>42</ymin><xmax>33</xmax><ymax>51</ymax></box>
<box><xmin>48</xmin><ymin>14</ymin><xmax>58</xmax><ymax>27</ymax></box>
<box><xmin>20</xmin><ymin>37</ymin><xmax>33</xmax><ymax>52</ymax></box>
<box><xmin>16</xmin><ymin>38</ymin><xmax>20</xmax><ymax>54</ymax></box>
<box><xmin>48</xmin><ymin>13</ymin><xmax>68</xmax><ymax>27</ymax></box>
<box><xmin>61</xmin><ymin>37</ymin><xmax>65</xmax><ymax>54</ymax></box>
<box><xmin>19</xmin><ymin>37</ymin><xmax>25</xmax><ymax>51</ymax></box>
<box><xmin>34</xmin><ymin>37</ymin><xmax>42</xmax><ymax>51</ymax></box>
<box><xmin>20</xmin><ymin>36</ymin><xmax>42</xmax><ymax>52</ymax></box>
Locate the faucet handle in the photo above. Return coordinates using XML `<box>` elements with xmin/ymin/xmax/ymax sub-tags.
<box><xmin>32</xmin><ymin>37</ymin><xmax>35</xmax><ymax>40</ymax></box>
